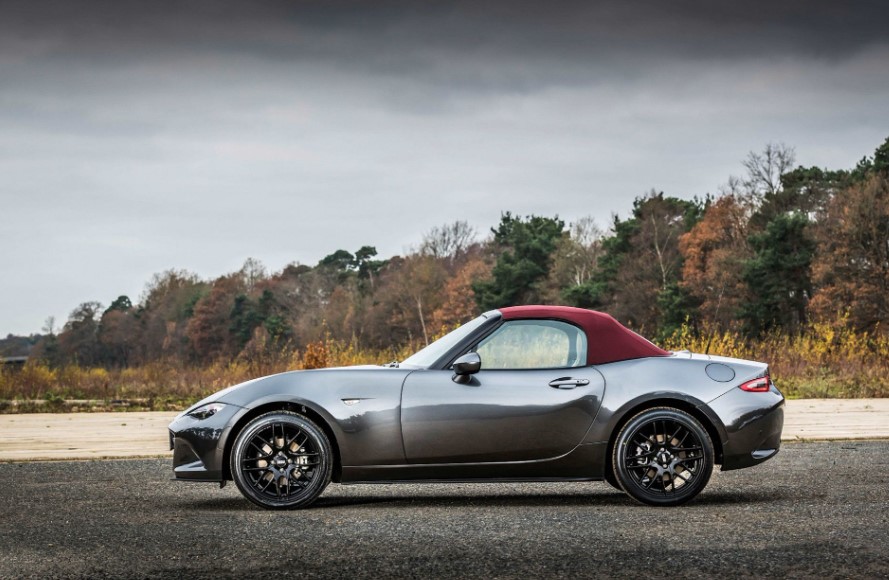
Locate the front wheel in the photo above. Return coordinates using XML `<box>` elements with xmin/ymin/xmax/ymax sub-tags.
<box><xmin>612</xmin><ymin>407</ymin><xmax>714</xmax><ymax>506</ymax></box>
<box><xmin>230</xmin><ymin>411</ymin><xmax>332</xmax><ymax>509</ymax></box>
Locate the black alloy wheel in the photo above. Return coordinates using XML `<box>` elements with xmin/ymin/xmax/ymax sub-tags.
<box><xmin>612</xmin><ymin>407</ymin><xmax>714</xmax><ymax>506</ymax></box>
<box><xmin>230</xmin><ymin>411</ymin><xmax>332</xmax><ymax>509</ymax></box>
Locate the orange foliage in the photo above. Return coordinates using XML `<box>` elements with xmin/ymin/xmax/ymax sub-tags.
<box><xmin>301</xmin><ymin>340</ymin><xmax>330</xmax><ymax>370</ymax></box>
<box><xmin>430</xmin><ymin>254</ymin><xmax>491</xmax><ymax>333</ymax></box>
<box><xmin>679</xmin><ymin>195</ymin><xmax>751</xmax><ymax>328</ymax></box>
<box><xmin>810</xmin><ymin>175</ymin><xmax>889</xmax><ymax>331</ymax></box>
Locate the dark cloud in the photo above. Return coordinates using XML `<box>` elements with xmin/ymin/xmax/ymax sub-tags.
<box><xmin>1</xmin><ymin>0</ymin><xmax>888</xmax><ymax>334</ymax></box>
<box><xmin>4</xmin><ymin>1</ymin><xmax>888</xmax><ymax>73</ymax></box>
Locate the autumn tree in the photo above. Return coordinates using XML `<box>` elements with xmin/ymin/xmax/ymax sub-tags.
<box><xmin>259</xmin><ymin>263</ymin><xmax>319</xmax><ymax>345</ymax></box>
<box><xmin>810</xmin><ymin>175</ymin><xmax>889</xmax><ymax>331</ymax></box>
<box><xmin>394</xmin><ymin>255</ymin><xmax>448</xmax><ymax>345</ymax></box>
<box><xmin>430</xmin><ymin>251</ymin><xmax>491</xmax><ymax>332</ymax></box>
<box><xmin>185</xmin><ymin>275</ymin><xmax>242</xmax><ymax>360</ymax></box>
<box><xmin>98</xmin><ymin>296</ymin><xmax>136</xmax><ymax>366</ymax></box>
<box><xmin>56</xmin><ymin>301</ymin><xmax>104</xmax><ymax>365</ymax></box>
<box><xmin>136</xmin><ymin>270</ymin><xmax>207</xmax><ymax>362</ymax></box>
<box><xmin>239</xmin><ymin>257</ymin><xmax>268</xmax><ymax>293</ymax></box>
<box><xmin>361</xmin><ymin>255</ymin><xmax>448</xmax><ymax>347</ymax></box>
<box><xmin>679</xmin><ymin>195</ymin><xmax>752</xmax><ymax>329</ymax></box>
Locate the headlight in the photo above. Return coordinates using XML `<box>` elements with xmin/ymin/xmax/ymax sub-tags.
<box><xmin>187</xmin><ymin>402</ymin><xmax>227</xmax><ymax>420</ymax></box>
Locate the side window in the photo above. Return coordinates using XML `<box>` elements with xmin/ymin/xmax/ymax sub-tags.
<box><xmin>475</xmin><ymin>320</ymin><xmax>587</xmax><ymax>370</ymax></box>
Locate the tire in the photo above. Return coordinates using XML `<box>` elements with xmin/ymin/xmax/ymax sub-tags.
<box><xmin>230</xmin><ymin>411</ymin><xmax>333</xmax><ymax>510</ymax></box>
<box><xmin>612</xmin><ymin>407</ymin><xmax>714</xmax><ymax>506</ymax></box>
<box><xmin>604</xmin><ymin>467</ymin><xmax>621</xmax><ymax>490</ymax></box>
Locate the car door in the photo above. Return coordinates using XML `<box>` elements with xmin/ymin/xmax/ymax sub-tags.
<box><xmin>400</xmin><ymin>319</ymin><xmax>606</xmax><ymax>464</ymax></box>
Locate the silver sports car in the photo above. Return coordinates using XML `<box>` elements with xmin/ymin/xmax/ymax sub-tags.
<box><xmin>169</xmin><ymin>305</ymin><xmax>784</xmax><ymax>509</ymax></box>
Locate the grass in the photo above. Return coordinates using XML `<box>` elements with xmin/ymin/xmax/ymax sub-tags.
<box><xmin>0</xmin><ymin>339</ymin><xmax>415</xmax><ymax>413</ymax></box>
<box><xmin>661</xmin><ymin>317</ymin><xmax>889</xmax><ymax>399</ymax></box>
<box><xmin>2</xmin><ymin>319</ymin><xmax>887</xmax><ymax>413</ymax></box>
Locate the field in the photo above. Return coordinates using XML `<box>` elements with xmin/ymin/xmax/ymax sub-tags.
<box><xmin>1</xmin><ymin>321</ymin><xmax>888</xmax><ymax>413</ymax></box>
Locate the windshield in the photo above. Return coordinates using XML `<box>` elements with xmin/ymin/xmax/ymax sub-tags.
<box><xmin>400</xmin><ymin>314</ymin><xmax>490</xmax><ymax>368</ymax></box>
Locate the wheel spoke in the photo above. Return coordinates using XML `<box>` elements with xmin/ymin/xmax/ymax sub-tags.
<box><xmin>286</xmin><ymin>429</ymin><xmax>305</xmax><ymax>448</ymax></box>
<box><xmin>643</xmin><ymin>471</ymin><xmax>658</xmax><ymax>489</ymax></box>
<box><xmin>626</xmin><ymin>463</ymin><xmax>654</xmax><ymax>470</ymax></box>
<box><xmin>669</xmin><ymin>423</ymin><xmax>683</xmax><ymax>445</ymax></box>
<box><xmin>676</xmin><ymin>457</ymin><xmax>701</xmax><ymax>468</ymax></box>
<box><xmin>248</xmin><ymin>441</ymin><xmax>270</xmax><ymax>456</ymax></box>
<box><xmin>257</xmin><ymin>475</ymin><xmax>275</xmax><ymax>493</ymax></box>
<box><xmin>275</xmin><ymin>423</ymin><xmax>284</xmax><ymax>448</ymax></box>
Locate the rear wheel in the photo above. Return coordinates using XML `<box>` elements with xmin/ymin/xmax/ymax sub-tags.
<box><xmin>612</xmin><ymin>407</ymin><xmax>714</xmax><ymax>506</ymax></box>
<box><xmin>230</xmin><ymin>411</ymin><xmax>332</xmax><ymax>509</ymax></box>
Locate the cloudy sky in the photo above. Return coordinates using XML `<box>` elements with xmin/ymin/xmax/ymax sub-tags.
<box><xmin>2</xmin><ymin>0</ymin><xmax>888</xmax><ymax>336</ymax></box>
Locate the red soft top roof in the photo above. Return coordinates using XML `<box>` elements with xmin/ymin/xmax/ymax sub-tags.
<box><xmin>499</xmin><ymin>305</ymin><xmax>670</xmax><ymax>365</ymax></box>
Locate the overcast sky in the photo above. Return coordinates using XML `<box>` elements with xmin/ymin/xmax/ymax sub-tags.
<box><xmin>2</xmin><ymin>0</ymin><xmax>888</xmax><ymax>336</ymax></box>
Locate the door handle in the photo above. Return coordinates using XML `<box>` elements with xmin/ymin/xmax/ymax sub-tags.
<box><xmin>548</xmin><ymin>377</ymin><xmax>590</xmax><ymax>389</ymax></box>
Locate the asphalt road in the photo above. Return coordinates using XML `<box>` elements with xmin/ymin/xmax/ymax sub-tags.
<box><xmin>1</xmin><ymin>441</ymin><xmax>887</xmax><ymax>579</ymax></box>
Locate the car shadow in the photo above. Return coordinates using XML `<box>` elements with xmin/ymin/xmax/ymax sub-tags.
<box><xmin>313</xmin><ymin>492</ymin><xmax>630</xmax><ymax>509</ymax></box>
<box><xmin>183</xmin><ymin>488</ymin><xmax>784</xmax><ymax>511</ymax></box>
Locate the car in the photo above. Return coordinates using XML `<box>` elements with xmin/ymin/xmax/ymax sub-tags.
<box><xmin>169</xmin><ymin>305</ymin><xmax>784</xmax><ymax>509</ymax></box>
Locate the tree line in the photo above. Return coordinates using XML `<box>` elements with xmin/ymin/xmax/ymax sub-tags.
<box><xmin>23</xmin><ymin>136</ymin><xmax>889</xmax><ymax>368</ymax></box>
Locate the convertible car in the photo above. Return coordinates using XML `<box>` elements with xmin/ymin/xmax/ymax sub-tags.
<box><xmin>169</xmin><ymin>305</ymin><xmax>784</xmax><ymax>509</ymax></box>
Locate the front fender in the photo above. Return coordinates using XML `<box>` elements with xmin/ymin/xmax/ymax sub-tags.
<box><xmin>215</xmin><ymin>367</ymin><xmax>411</xmax><ymax>468</ymax></box>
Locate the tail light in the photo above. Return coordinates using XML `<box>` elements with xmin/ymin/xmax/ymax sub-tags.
<box><xmin>739</xmin><ymin>374</ymin><xmax>771</xmax><ymax>392</ymax></box>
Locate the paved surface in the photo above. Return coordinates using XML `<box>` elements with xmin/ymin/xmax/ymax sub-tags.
<box><xmin>0</xmin><ymin>411</ymin><xmax>173</xmax><ymax>461</ymax></box>
<box><xmin>1</xmin><ymin>399</ymin><xmax>889</xmax><ymax>461</ymax></box>
<box><xmin>782</xmin><ymin>399</ymin><xmax>889</xmax><ymax>440</ymax></box>
<box><xmin>0</xmin><ymin>441</ymin><xmax>887</xmax><ymax>578</ymax></box>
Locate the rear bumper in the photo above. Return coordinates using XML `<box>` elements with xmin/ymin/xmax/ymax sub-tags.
<box><xmin>708</xmin><ymin>383</ymin><xmax>785</xmax><ymax>471</ymax></box>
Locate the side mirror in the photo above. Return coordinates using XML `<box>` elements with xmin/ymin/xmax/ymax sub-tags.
<box><xmin>452</xmin><ymin>352</ymin><xmax>481</xmax><ymax>383</ymax></box>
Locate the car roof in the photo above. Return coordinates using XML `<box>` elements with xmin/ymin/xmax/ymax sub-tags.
<box><xmin>498</xmin><ymin>305</ymin><xmax>670</xmax><ymax>365</ymax></box>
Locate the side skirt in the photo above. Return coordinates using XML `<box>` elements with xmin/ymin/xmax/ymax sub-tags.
<box><xmin>340</xmin><ymin>442</ymin><xmax>606</xmax><ymax>483</ymax></box>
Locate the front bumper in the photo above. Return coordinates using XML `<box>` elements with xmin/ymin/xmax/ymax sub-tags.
<box><xmin>708</xmin><ymin>383</ymin><xmax>785</xmax><ymax>471</ymax></box>
<box><xmin>168</xmin><ymin>403</ymin><xmax>244</xmax><ymax>481</ymax></box>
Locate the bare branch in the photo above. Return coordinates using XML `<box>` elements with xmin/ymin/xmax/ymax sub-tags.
<box><xmin>742</xmin><ymin>142</ymin><xmax>796</xmax><ymax>198</ymax></box>
<box><xmin>420</xmin><ymin>221</ymin><xmax>477</xmax><ymax>262</ymax></box>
